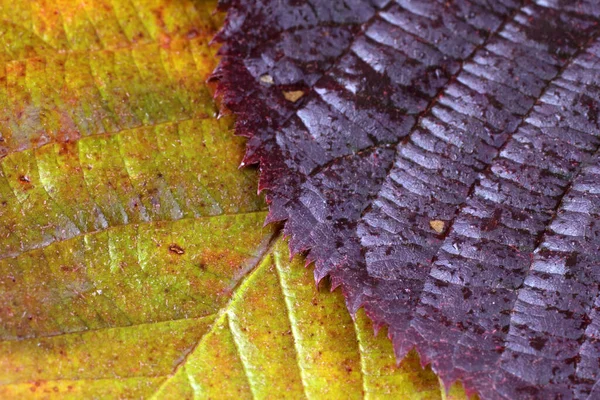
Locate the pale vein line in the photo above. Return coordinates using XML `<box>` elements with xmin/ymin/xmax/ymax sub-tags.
<box><xmin>149</xmin><ymin>232</ymin><xmax>282</xmax><ymax>399</ymax></box>
<box><xmin>273</xmin><ymin>249</ymin><xmax>310</xmax><ymax>400</ymax></box>
<box><xmin>0</xmin><ymin>210</ymin><xmax>268</xmax><ymax>262</ymax></box>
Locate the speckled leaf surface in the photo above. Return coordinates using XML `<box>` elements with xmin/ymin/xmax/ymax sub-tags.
<box><xmin>0</xmin><ymin>1</ymin><xmax>468</xmax><ymax>398</ymax></box>
<box><xmin>151</xmin><ymin>239</ymin><xmax>471</xmax><ymax>400</ymax></box>
<box><xmin>213</xmin><ymin>0</ymin><xmax>600</xmax><ymax>398</ymax></box>
<box><xmin>2</xmin><ymin>227</ymin><xmax>472</xmax><ymax>399</ymax></box>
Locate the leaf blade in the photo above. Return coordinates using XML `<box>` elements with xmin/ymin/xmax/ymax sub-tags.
<box><xmin>214</xmin><ymin>0</ymin><xmax>600</xmax><ymax>397</ymax></box>
<box><xmin>0</xmin><ymin>1</ymin><xmax>471</xmax><ymax>398</ymax></box>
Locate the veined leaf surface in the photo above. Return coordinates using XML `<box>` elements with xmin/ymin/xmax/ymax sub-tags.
<box><xmin>0</xmin><ymin>1</ymin><xmax>468</xmax><ymax>399</ymax></box>
<box><xmin>213</xmin><ymin>0</ymin><xmax>600</xmax><ymax>398</ymax></box>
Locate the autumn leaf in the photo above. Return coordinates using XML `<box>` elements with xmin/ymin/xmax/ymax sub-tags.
<box><xmin>152</xmin><ymin>239</ymin><xmax>469</xmax><ymax>400</ymax></box>
<box><xmin>3</xmin><ymin>225</ymin><xmax>473</xmax><ymax>399</ymax></box>
<box><xmin>0</xmin><ymin>0</ymin><xmax>474</xmax><ymax>399</ymax></box>
<box><xmin>214</xmin><ymin>0</ymin><xmax>600</xmax><ymax>398</ymax></box>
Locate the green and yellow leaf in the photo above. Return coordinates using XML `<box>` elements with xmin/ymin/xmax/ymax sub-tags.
<box><xmin>0</xmin><ymin>1</ymin><xmax>470</xmax><ymax>398</ymax></box>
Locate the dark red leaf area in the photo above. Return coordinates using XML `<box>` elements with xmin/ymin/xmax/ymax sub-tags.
<box><xmin>213</xmin><ymin>1</ymin><xmax>600</xmax><ymax>398</ymax></box>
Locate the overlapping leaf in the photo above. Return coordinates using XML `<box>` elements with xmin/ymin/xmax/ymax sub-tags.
<box><xmin>213</xmin><ymin>0</ymin><xmax>600</xmax><ymax>398</ymax></box>
<box><xmin>0</xmin><ymin>0</ymin><xmax>473</xmax><ymax>398</ymax></box>
<box><xmin>0</xmin><ymin>0</ymin><xmax>268</xmax><ymax>396</ymax></box>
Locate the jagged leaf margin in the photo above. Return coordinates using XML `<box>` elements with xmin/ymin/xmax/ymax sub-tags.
<box><xmin>212</xmin><ymin>0</ymin><xmax>600</xmax><ymax>398</ymax></box>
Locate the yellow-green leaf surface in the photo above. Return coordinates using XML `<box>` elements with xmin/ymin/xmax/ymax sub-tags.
<box><xmin>0</xmin><ymin>1</ymin><xmax>470</xmax><ymax>398</ymax></box>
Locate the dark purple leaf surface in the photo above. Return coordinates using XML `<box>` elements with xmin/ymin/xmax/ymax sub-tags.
<box><xmin>212</xmin><ymin>1</ymin><xmax>600</xmax><ymax>398</ymax></box>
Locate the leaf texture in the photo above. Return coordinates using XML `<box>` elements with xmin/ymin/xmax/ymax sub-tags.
<box><xmin>2</xmin><ymin>233</ymin><xmax>472</xmax><ymax>399</ymax></box>
<box><xmin>152</xmin><ymin>238</ymin><xmax>468</xmax><ymax>400</ymax></box>
<box><xmin>213</xmin><ymin>0</ymin><xmax>600</xmax><ymax>398</ymax></box>
<box><xmin>0</xmin><ymin>0</ymin><xmax>469</xmax><ymax>398</ymax></box>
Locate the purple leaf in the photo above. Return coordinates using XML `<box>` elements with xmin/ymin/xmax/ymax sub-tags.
<box><xmin>213</xmin><ymin>0</ymin><xmax>600</xmax><ymax>398</ymax></box>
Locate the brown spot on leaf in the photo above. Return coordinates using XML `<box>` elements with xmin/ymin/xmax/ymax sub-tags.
<box><xmin>187</xmin><ymin>29</ymin><xmax>199</xmax><ymax>39</ymax></box>
<box><xmin>529</xmin><ymin>336</ymin><xmax>548</xmax><ymax>351</ymax></box>
<box><xmin>482</xmin><ymin>209</ymin><xmax>503</xmax><ymax>232</ymax></box>
<box><xmin>168</xmin><ymin>244</ymin><xmax>185</xmax><ymax>255</ymax></box>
